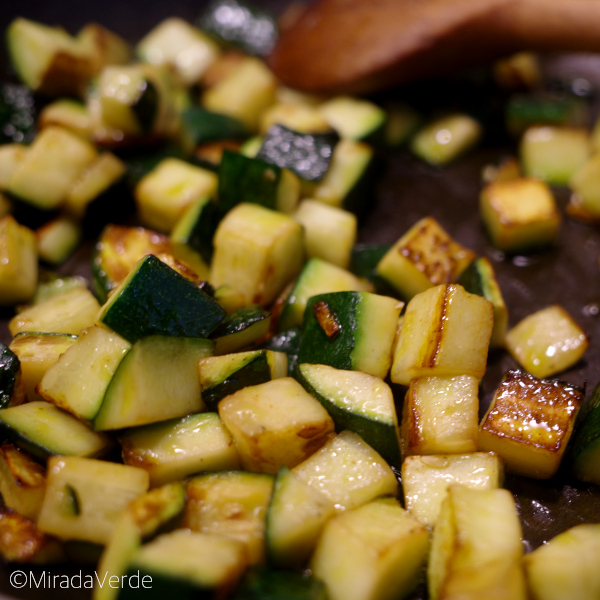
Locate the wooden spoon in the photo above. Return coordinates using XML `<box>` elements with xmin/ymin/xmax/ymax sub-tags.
<box><xmin>268</xmin><ymin>0</ymin><xmax>600</xmax><ymax>94</ymax></box>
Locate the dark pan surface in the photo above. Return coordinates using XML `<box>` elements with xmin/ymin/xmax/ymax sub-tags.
<box><xmin>0</xmin><ymin>2</ymin><xmax>599</xmax><ymax>599</ymax></box>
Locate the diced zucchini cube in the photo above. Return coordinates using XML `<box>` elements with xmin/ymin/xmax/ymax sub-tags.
<box><xmin>292</xmin><ymin>430</ymin><xmax>397</xmax><ymax>511</ymax></box>
<box><xmin>299</xmin><ymin>291</ymin><xmax>402</xmax><ymax>380</ymax></box>
<box><xmin>135</xmin><ymin>157</ymin><xmax>218</xmax><ymax>233</ymax></box>
<box><xmin>266</xmin><ymin>466</ymin><xmax>335</xmax><ymax>569</ymax></box>
<box><xmin>480</xmin><ymin>178</ymin><xmax>561</xmax><ymax>253</ymax></box>
<box><xmin>524</xmin><ymin>524</ymin><xmax>600</xmax><ymax>600</ymax></box>
<box><xmin>299</xmin><ymin>363</ymin><xmax>402</xmax><ymax>467</ymax></box>
<box><xmin>76</xmin><ymin>23</ymin><xmax>131</xmax><ymax>72</ymax></box>
<box><xmin>38</xmin><ymin>99</ymin><xmax>92</xmax><ymax>139</ymax></box>
<box><xmin>38</xmin><ymin>456</ymin><xmax>149</xmax><ymax>545</ymax></box>
<box><xmin>401</xmin><ymin>452</ymin><xmax>503</xmax><ymax>527</ymax></box>
<box><xmin>571</xmin><ymin>381</ymin><xmax>600</xmax><ymax>485</ymax></box>
<box><xmin>402</xmin><ymin>375</ymin><xmax>479</xmax><ymax>456</ymax></box>
<box><xmin>318</xmin><ymin>96</ymin><xmax>386</xmax><ymax>142</ymax></box>
<box><xmin>505</xmin><ymin>305</ymin><xmax>588</xmax><ymax>378</ymax></box>
<box><xmin>492</xmin><ymin>51</ymin><xmax>541</xmax><ymax>90</ymax></box>
<box><xmin>410</xmin><ymin>114</ymin><xmax>482</xmax><ymax>166</ymax></box>
<box><xmin>210</xmin><ymin>305</ymin><xmax>273</xmax><ymax>356</ymax></box>
<box><xmin>184</xmin><ymin>471</ymin><xmax>274</xmax><ymax>564</ymax></box>
<box><xmin>481</xmin><ymin>154</ymin><xmax>522</xmax><ymax>184</ymax></box>
<box><xmin>218</xmin><ymin>378</ymin><xmax>335</xmax><ymax>474</ymax></box>
<box><xmin>293</xmin><ymin>199</ymin><xmax>357</xmax><ymax>268</ymax></box>
<box><xmin>568</xmin><ymin>152</ymin><xmax>600</xmax><ymax>222</ymax></box>
<box><xmin>311</xmin><ymin>497</ymin><xmax>429</xmax><ymax>600</ymax></box>
<box><xmin>376</xmin><ymin>216</ymin><xmax>475</xmax><ymax>301</ymax></box>
<box><xmin>203</xmin><ymin>57</ymin><xmax>277</xmax><ymax>131</ymax></box>
<box><xmin>520</xmin><ymin>125</ymin><xmax>591</xmax><ymax>185</ymax></box>
<box><xmin>0</xmin><ymin>144</ymin><xmax>29</xmax><ymax>188</ymax></box>
<box><xmin>7</xmin><ymin>126</ymin><xmax>98</xmax><ymax>210</ymax></box>
<box><xmin>391</xmin><ymin>284</ymin><xmax>493</xmax><ymax>386</ymax></box>
<box><xmin>121</xmin><ymin>412</ymin><xmax>240</xmax><ymax>486</ymax></box>
<box><xmin>9</xmin><ymin>333</ymin><xmax>78</xmax><ymax>402</ymax></box>
<box><xmin>428</xmin><ymin>485</ymin><xmax>526</xmax><ymax>600</ymax></box>
<box><xmin>136</xmin><ymin>17</ymin><xmax>221</xmax><ymax>86</ymax></box>
<box><xmin>211</xmin><ymin>203</ymin><xmax>304</xmax><ymax>307</ymax></box>
<box><xmin>9</xmin><ymin>287</ymin><xmax>101</xmax><ymax>337</ymax></box>
<box><xmin>199</xmin><ymin>349</ymin><xmax>286</xmax><ymax>409</ymax></box>
<box><xmin>478</xmin><ymin>370</ymin><xmax>584</xmax><ymax>479</ymax></box>
<box><xmin>0</xmin><ymin>444</ymin><xmax>46</xmax><ymax>520</ymax></box>
<box><xmin>0</xmin><ymin>216</ymin><xmax>37</xmax><ymax>306</ymax></box>
<box><xmin>36</xmin><ymin>217</ymin><xmax>82</xmax><ymax>266</ymax></box>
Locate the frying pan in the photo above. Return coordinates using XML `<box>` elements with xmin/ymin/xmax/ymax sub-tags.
<box><xmin>0</xmin><ymin>2</ymin><xmax>599</xmax><ymax>599</ymax></box>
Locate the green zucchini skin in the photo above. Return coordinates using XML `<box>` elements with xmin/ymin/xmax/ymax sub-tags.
<box><xmin>181</xmin><ymin>107</ymin><xmax>248</xmax><ymax>147</ymax></box>
<box><xmin>196</xmin><ymin>0</ymin><xmax>279</xmax><ymax>57</ymax></box>
<box><xmin>572</xmin><ymin>381</ymin><xmax>600</xmax><ymax>484</ymax></box>
<box><xmin>0</xmin><ymin>83</ymin><xmax>36</xmax><ymax>144</ymax></box>
<box><xmin>258</xmin><ymin>328</ymin><xmax>302</xmax><ymax>378</ymax></box>
<box><xmin>350</xmin><ymin>243</ymin><xmax>396</xmax><ymax>295</ymax></box>
<box><xmin>256</xmin><ymin>124</ymin><xmax>338</xmax><ymax>183</ymax></box>
<box><xmin>210</xmin><ymin>304</ymin><xmax>271</xmax><ymax>354</ymax></box>
<box><xmin>231</xmin><ymin>566</ymin><xmax>327</xmax><ymax>600</ymax></box>
<box><xmin>218</xmin><ymin>150</ymin><xmax>282</xmax><ymax>213</ymax></box>
<box><xmin>0</xmin><ymin>343</ymin><xmax>22</xmax><ymax>409</ymax></box>
<box><xmin>98</xmin><ymin>254</ymin><xmax>225</xmax><ymax>343</ymax></box>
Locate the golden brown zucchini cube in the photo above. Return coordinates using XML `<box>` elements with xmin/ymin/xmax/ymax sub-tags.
<box><xmin>376</xmin><ymin>217</ymin><xmax>475</xmax><ymax>300</ymax></box>
<box><xmin>505</xmin><ymin>305</ymin><xmax>588</xmax><ymax>378</ymax></box>
<box><xmin>402</xmin><ymin>375</ymin><xmax>479</xmax><ymax>456</ymax></box>
<box><xmin>391</xmin><ymin>284</ymin><xmax>493</xmax><ymax>386</ymax></box>
<box><xmin>478</xmin><ymin>370</ymin><xmax>583</xmax><ymax>479</ymax></box>
<box><xmin>567</xmin><ymin>152</ymin><xmax>600</xmax><ymax>222</ymax></box>
<box><xmin>480</xmin><ymin>178</ymin><xmax>561</xmax><ymax>253</ymax></box>
<box><xmin>218</xmin><ymin>378</ymin><xmax>335</xmax><ymax>475</ymax></box>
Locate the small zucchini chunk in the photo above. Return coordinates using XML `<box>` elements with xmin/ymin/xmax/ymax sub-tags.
<box><xmin>520</xmin><ymin>125</ymin><xmax>591</xmax><ymax>185</ymax></box>
<box><xmin>202</xmin><ymin>56</ymin><xmax>277</xmax><ymax>131</ymax></box>
<box><xmin>0</xmin><ymin>216</ymin><xmax>38</xmax><ymax>306</ymax></box>
<box><xmin>184</xmin><ymin>471</ymin><xmax>274</xmax><ymax>564</ymax></box>
<box><xmin>36</xmin><ymin>216</ymin><xmax>82</xmax><ymax>265</ymax></box>
<box><xmin>293</xmin><ymin>199</ymin><xmax>357</xmax><ymax>269</ymax></box>
<box><xmin>210</xmin><ymin>305</ymin><xmax>272</xmax><ymax>355</ymax></box>
<box><xmin>568</xmin><ymin>153</ymin><xmax>600</xmax><ymax>222</ymax></box>
<box><xmin>391</xmin><ymin>284</ymin><xmax>493</xmax><ymax>386</ymax></box>
<box><xmin>136</xmin><ymin>17</ymin><xmax>221</xmax><ymax>87</ymax></box>
<box><xmin>0</xmin><ymin>342</ymin><xmax>25</xmax><ymax>409</ymax></box>
<box><xmin>299</xmin><ymin>364</ymin><xmax>402</xmax><ymax>468</ymax></box>
<box><xmin>299</xmin><ymin>291</ymin><xmax>402</xmax><ymax>380</ymax></box>
<box><xmin>278</xmin><ymin>257</ymin><xmax>371</xmax><ymax>332</ymax></box>
<box><xmin>266</xmin><ymin>467</ymin><xmax>335</xmax><ymax>569</ymax></box>
<box><xmin>38</xmin><ymin>99</ymin><xmax>92</xmax><ymax>139</ymax></box>
<box><xmin>9</xmin><ymin>332</ymin><xmax>78</xmax><ymax>402</ymax></box>
<box><xmin>376</xmin><ymin>216</ymin><xmax>476</xmax><ymax>301</ymax></box>
<box><xmin>120</xmin><ymin>412</ymin><xmax>240</xmax><ymax>486</ymax></box>
<box><xmin>571</xmin><ymin>381</ymin><xmax>600</xmax><ymax>485</ymax></box>
<box><xmin>410</xmin><ymin>113</ymin><xmax>482</xmax><ymax>166</ymax></box>
<box><xmin>76</xmin><ymin>23</ymin><xmax>131</xmax><ymax>72</ymax></box>
<box><xmin>478</xmin><ymin>370</ymin><xmax>584</xmax><ymax>479</ymax></box>
<box><xmin>7</xmin><ymin>126</ymin><xmax>98</xmax><ymax>210</ymax></box>
<box><xmin>0</xmin><ymin>508</ymin><xmax>64</xmax><ymax>564</ymax></box>
<box><xmin>311</xmin><ymin>497</ymin><xmax>429</xmax><ymax>600</ymax></box>
<box><xmin>0</xmin><ymin>144</ymin><xmax>29</xmax><ymax>189</ymax></box>
<box><xmin>0</xmin><ymin>444</ymin><xmax>46</xmax><ymax>520</ymax></box>
<box><xmin>258</xmin><ymin>327</ymin><xmax>302</xmax><ymax>377</ymax></box>
<box><xmin>401</xmin><ymin>375</ymin><xmax>479</xmax><ymax>457</ymax></box>
<box><xmin>97</xmin><ymin>254</ymin><xmax>225</xmax><ymax>343</ymax></box>
<box><xmin>218</xmin><ymin>149</ymin><xmax>300</xmax><ymax>214</ymax></box>
<box><xmin>9</xmin><ymin>286</ymin><xmax>101</xmax><ymax>337</ymax></box>
<box><xmin>218</xmin><ymin>377</ymin><xmax>335</xmax><ymax>474</ymax></box>
<box><xmin>401</xmin><ymin>453</ymin><xmax>503</xmax><ymax>528</ymax></box>
<box><xmin>94</xmin><ymin>335</ymin><xmax>213</xmax><ymax>431</ymax></box>
<box><xmin>480</xmin><ymin>178</ymin><xmax>561</xmax><ymax>253</ymax></box>
<box><xmin>524</xmin><ymin>524</ymin><xmax>600</xmax><ymax>600</ymax></box>
<box><xmin>492</xmin><ymin>51</ymin><xmax>541</xmax><ymax>90</ymax></box>
<box><xmin>170</xmin><ymin>195</ymin><xmax>221</xmax><ymax>278</ymax></box>
<box><xmin>505</xmin><ymin>305</ymin><xmax>589</xmax><ymax>378</ymax></box>
<box><xmin>256</xmin><ymin>124</ymin><xmax>338</xmax><ymax>183</ymax></box>
<box><xmin>23</xmin><ymin>273</ymin><xmax>87</xmax><ymax>308</ymax></box>
<box><xmin>197</xmin><ymin>0</ymin><xmax>278</xmax><ymax>57</ymax></box>
<box><xmin>38</xmin><ymin>456</ymin><xmax>149</xmax><ymax>545</ymax></box>
<box><xmin>210</xmin><ymin>203</ymin><xmax>304</xmax><ymax>307</ymax></box>
<box><xmin>37</xmin><ymin>325</ymin><xmax>131</xmax><ymax>422</ymax></box>
<box><xmin>292</xmin><ymin>430</ymin><xmax>397</xmax><ymax>512</ymax></box>
<box><xmin>232</xmin><ymin>567</ymin><xmax>327</xmax><ymax>600</ymax></box>
<box><xmin>428</xmin><ymin>485</ymin><xmax>526</xmax><ymax>600</ymax></box>
<box><xmin>6</xmin><ymin>18</ymin><xmax>94</xmax><ymax>96</ymax></box>
<box><xmin>457</xmin><ymin>257</ymin><xmax>508</xmax><ymax>347</ymax></box>
<box><xmin>303</xmin><ymin>139</ymin><xmax>374</xmax><ymax>215</ymax></box>
<box><xmin>92</xmin><ymin>224</ymin><xmax>172</xmax><ymax>303</ymax></box>
<box><xmin>0</xmin><ymin>401</ymin><xmax>112</xmax><ymax>461</ymax></box>
<box><xmin>199</xmin><ymin>350</ymin><xmax>286</xmax><ymax>409</ymax></box>
<box><xmin>481</xmin><ymin>154</ymin><xmax>522</xmax><ymax>184</ymax></box>
<box><xmin>135</xmin><ymin>158</ymin><xmax>218</xmax><ymax>233</ymax></box>
<box><xmin>122</xmin><ymin>530</ymin><xmax>246</xmax><ymax>600</ymax></box>
<box><xmin>0</xmin><ymin>83</ymin><xmax>36</xmax><ymax>144</ymax></box>
<box><xmin>318</xmin><ymin>96</ymin><xmax>386</xmax><ymax>143</ymax></box>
